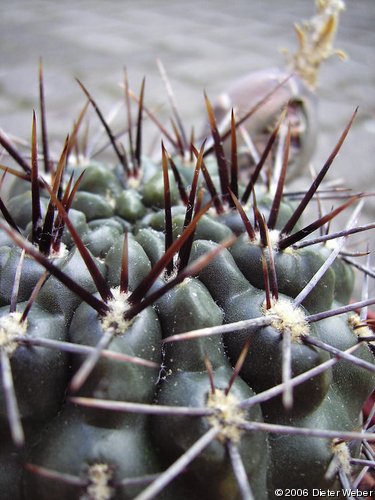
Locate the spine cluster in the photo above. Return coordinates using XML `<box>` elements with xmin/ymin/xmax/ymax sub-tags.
<box><xmin>0</xmin><ymin>62</ymin><xmax>374</xmax><ymax>499</ymax></box>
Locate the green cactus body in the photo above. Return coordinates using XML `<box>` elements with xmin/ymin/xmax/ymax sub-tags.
<box><xmin>35</xmin><ymin>247</ymin><xmax>107</xmax><ymax>320</ymax></box>
<box><xmin>318</xmin><ymin>246</ymin><xmax>356</xmax><ymax>305</ymax></box>
<box><xmin>0</xmin><ymin>303</ymin><xmax>68</xmax><ymax>425</ymax></box>
<box><xmin>152</xmin><ymin>269</ymin><xmax>268</xmax><ymax>498</ymax></box>
<box><xmin>24</xmin><ymin>407</ymin><xmax>164</xmax><ymax>500</ymax></box>
<box><xmin>0</xmin><ymin>42</ymin><xmax>374</xmax><ymax>500</ymax></box>
<box><xmin>70</xmin><ymin>298</ymin><xmax>161</xmax><ymax>428</ymax></box>
<box><xmin>153</xmin><ymin>367</ymin><xmax>269</xmax><ymax>500</ymax></box>
<box><xmin>0</xmin><ymin>248</ymin><xmax>46</xmax><ymax>306</ymax></box>
<box><xmin>230</xmin><ymin>234</ymin><xmax>336</xmax><ymax>313</ymax></box>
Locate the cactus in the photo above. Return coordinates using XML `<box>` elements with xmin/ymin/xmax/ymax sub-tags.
<box><xmin>1</xmin><ymin>4</ymin><xmax>375</xmax><ymax>500</ymax></box>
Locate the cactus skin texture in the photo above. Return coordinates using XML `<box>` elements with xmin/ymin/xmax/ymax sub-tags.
<box><xmin>0</xmin><ymin>61</ymin><xmax>374</xmax><ymax>500</ymax></box>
